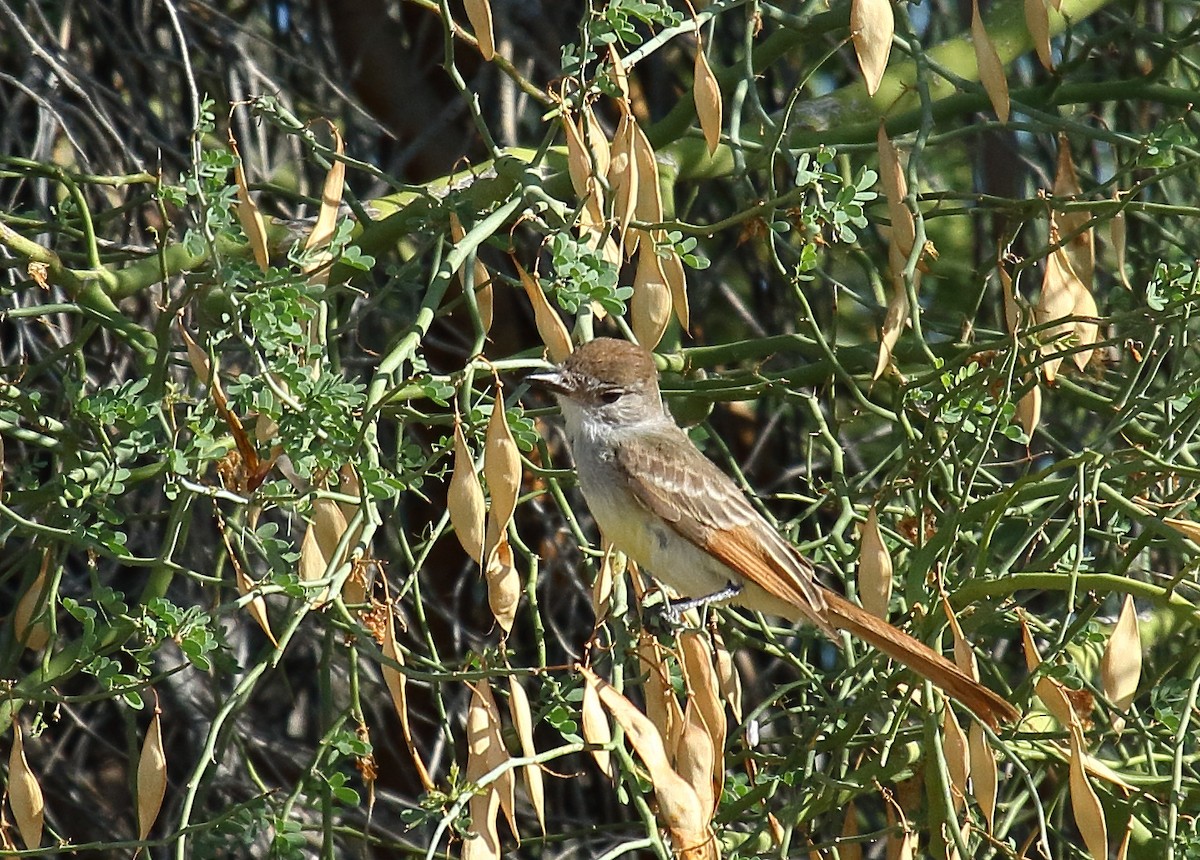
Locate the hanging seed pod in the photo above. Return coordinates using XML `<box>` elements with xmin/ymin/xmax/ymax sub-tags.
<box><xmin>968</xmin><ymin>722</ymin><xmax>998</xmax><ymax>832</ymax></box>
<box><xmin>507</xmin><ymin>677</ymin><xmax>546</xmax><ymax>833</ymax></box>
<box><xmin>484</xmin><ymin>533</ymin><xmax>520</xmax><ymax>634</ymax></box>
<box><xmin>136</xmin><ymin>702</ymin><xmax>168</xmax><ymax>841</ymax></box>
<box><xmin>631</xmin><ymin>242</ymin><xmax>671</xmax><ymax>350</ymax></box>
<box><xmin>580</xmin><ymin>669</ymin><xmax>614</xmax><ymax>780</ymax></box>
<box><xmin>693</xmin><ymin>37</ymin><xmax>722</xmax><ymax>156</ymax></box>
<box><xmin>13</xmin><ymin>553</ymin><xmax>52</xmax><ymax>651</ymax></box>
<box><xmin>448</xmin><ymin>418</ymin><xmax>487</xmax><ymax>564</ymax></box>
<box><xmin>1100</xmin><ymin>594</ymin><xmax>1141</xmax><ymax>732</ymax></box>
<box><xmin>970</xmin><ymin>0</ymin><xmax>1010</xmax><ymax>123</ymax></box>
<box><xmin>1025</xmin><ymin>0</ymin><xmax>1053</xmax><ymax>70</ymax></box>
<box><xmin>463</xmin><ymin>0</ymin><xmax>495</xmax><ymax>61</ymax></box>
<box><xmin>857</xmin><ymin>504</ymin><xmax>893</xmax><ymax>618</ymax></box>
<box><xmin>380</xmin><ymin>602</ymin><xmax>435</xmax><ymax>791</ymax></box>
<box><xmin>483</xmin><ymin>388</ymin><xmax>521</xmax><ymax>561</ymax></box>
<box><xmin>8</xmin><ymin>718</ymin><xmax>44</xmax><ymax>850</ymax></box>
<box><xmin>463</xmin><ymin>682</ymin><xmax>502</xmax><ymax>860</ymax></box>
<box><xmin>851</xmin><ymin>0</ymin><xmax>894</xmax><ymax>95</ymax></box>
<box><xmin>1069</xmin><ymin>725</ymin><xmax>1109</xmax><ymax>859</ymax></box>
<box><xmin>515</xmin><ymin>261</ymin><xmax>573</xmax><ymax>362</ymax></box>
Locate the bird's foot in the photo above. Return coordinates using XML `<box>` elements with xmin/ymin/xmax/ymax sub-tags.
<box><xmin>660</xmin><ymin>581</ymin><xmax>743</xmax><ymax>626</ymax></box>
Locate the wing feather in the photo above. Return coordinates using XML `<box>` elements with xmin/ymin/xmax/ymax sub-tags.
<box><xmin>613</xmin><ymin>429</ymin><xmax>828</xmax><ymax>624</ymax></box>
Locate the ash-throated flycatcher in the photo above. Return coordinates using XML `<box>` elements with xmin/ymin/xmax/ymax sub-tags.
<box><xmin>529</xmin><ymin>338</ymin><xmax>1017</xmax><ymax>727</ymax></box>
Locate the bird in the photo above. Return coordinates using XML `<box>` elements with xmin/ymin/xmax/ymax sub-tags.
<box><xmin>528</xmin><ymin>337</ymin><xmax>1019</xmax><ymax>727</ymax></box>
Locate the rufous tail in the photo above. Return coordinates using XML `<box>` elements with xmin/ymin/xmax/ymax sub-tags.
<box><xmin>821</xmin><ymin>591</ymin><xmax>1019</xmax><ymax>728</ymax></box>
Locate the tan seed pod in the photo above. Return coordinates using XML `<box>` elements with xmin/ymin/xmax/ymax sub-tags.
<box><xmin>884</xmin><ymin>799</ymin><xmax>917</xmax><ymax>860</ymax></box>
<box><xmin>561</xmin><ymin>107</ymin><xmax>591</xmax><ymax>200</ymax></box>
<box><xmin>1018</xmin><ymin>380</ymin><xmax>1042</xmax><ymax>438</ymax></box>
<box><xmin>971</xmin><ymin>0</ymin><xmax>1010</xmax><ymax>123</ymax></box>
<box><xmin>968</xmin><ymin>722</ymin><xmax>998</xmax><ymax>832</ymax></box>
<box><xmin>658</xmin><ymin>236</ymin><xmax>690</xmax><ymax>331</ymax></box>
<box><xmin>998</xmin><ymin>263</ymin><xmax>1022</xmax><ymax>334</ymax></box>
<box><xmin>1069</xmin><ymin>724</ymin><xmax>1109</xmax><ymax>859</ymax></box>
<box><xmin>637</xmin><ymin>632</ymin><xmax>683</xmax><ymax>750</ymax></box>
<box><xmin>678</xmin><ymin>631</ymin><xmax>724</xmax><ymax>816</ymax></box>
<box><xmin>673</xmin><ymin>711</ymin><xmax>716</xmax><ymax>817</ymax></box>
<box><xmin>580</xmin><ymin>666</ymin><xmax>713</xmax><ymax>857</ymax></box>
<box><xmin>298</xmin><ymin>496</ymin><xmax>350</xmax><ymax>606</ymax></box>
<box><xmin>608</xmin><ymin>45</ymin><xmax>630</xmax><ymax>101</ymax></box>
<box><xmin>137</xmin><ymin>704</ymin><xmax>168</xmax><ymax>841</ymax></box>
<box><xmin>449</xmin><ymin>418</ymin><xmax>487</xmax><ymax>564</ymax></box>
<box><xmin>857</xmin><ymin>504</ymin><xmax>893</xmax><ymax>619</ymax></box>
<box><xmin>592</xmin><ymin>546</ymin><xmax>619</xmax><ymax>623</ymax></box>
<box><xmin>515</xmin><ymin>261</ymin><xmax>573</xmax><ymax>362</ymax></box>
<box><xmin>303</xmin><ymin>122</ymin><xmax>346</xmax><ymax>278</ymax></box>
<box><xmin>484</xmin><ymin>533</ymin><xmax>521</xmax><ymax>634</ymax></box>
<box><xmin>1034</xmin><ymin>244</ymin><xmax>1084</xmax><ymax>383</ymax></box>
<box><xmin>942</xmin><ymin>703</ymin><xmax>971</xmax><ymax>814</ymax></box>
<box><xmin>1025</xmin><ymin>0</ymin><xmax>1053</xmax><ymax>70</ymax></box>
<box><xmin>507</xmin><ymin>677</ymin><xmax>545</xmax><ymax>833</ymax></box>
<box><xmin>463</xmin><ymin>682</ymin><xmax>502</xmax><ymax>860</ymax></box>
<box><xmin>631</xmin><ymin>121</ymin><xmax>663</xmax><ymax>228</ymax></box>
<box><xmin>234</xmin><ymin>561</ymin><xmax>279</xmax><ymax>648</ymax></box>
<box><xmin>608</xmin><ymin>110</ymin><xmax>640</xmax><ymax>252</ymax></box>
<box><xmin>13</xmin><ymin>552</ymin><xmax>52</xmax><ymax>651</ymax></box>
<box><xmin>1071</xmin><ymin>286</ymin><xmax>1099</xmax><ymax>371</ymax></box>
<box><xmin>1164</xmin><ymin>516</ymin><xmax>1200</xmax><ymax>543</ymax></box>
<box><xmin>874</xmin><ymin>279</ymin><xmax>910</xmax><ymax>380</ymax></box>
<box><xmin>941</xmin><ymin>594</ymin><xmax>980</xmax><ymax>681</ymax></box>
<box><xmin>711</xmin><ymin>628</ymin><xmax>742</xmax><ymax>722</ymax></box>
<box><xmin>1053</xmin><ymin>138</ymin><xmax>1095</xmax><ymax>289</ymax></box>
<box><xmin>380</xmin><ymin>602</ymin><xmax>435</xmax><ymax>791</ymax></box>
<box><xmin>483</xmin><ymin>387</ymin><xmax>521</xmax><ymax>560</ymax></box>
<box><xmin>582</xmin><ymin>104</ymin><xmax>611</xmax><ymax>180</ymax></box>
<box><xmin>631</xmin><ymin>243</ymin><xmax>672</xmax><ymax>350</ymax></box>
<box><xmin>1100</xmin><ymin>594</ymin><xmax>1140</xmax><ymax>731</ymax></box>
<box><xmin>229</xmin><ymin>130</ymin><xmax>270</xmax><ymax>272</ymax></box>
<box><xmin>1021</xmin><ymin>616</ymin><xmax>1077</xmax><ymax>727</ymax></box>
<box><xmin>580</xmin><ymin>668</ymin><xmax>614</xmax><ymax>780</ymax></box>
<box><xmin>693</xmin><ymin>40</ymin><xmax>722</xmax><ymax>156</ymax></box>
<box><xmin>463</xmin><ymin>0</ymin><xmax>495</xmax><ymax>61</ymax></box>
<box><xmin>851</xmin><ymin>0</ymin><xmax>894</xmax><ymax>96</ymax></box>
<box><xmin>475</xmin><ymin>680</ymin><xmax>517</xmax><ymax>839</ymax></box>
<box><xmin>877</xmin><ymin>125</ymin><xmax>915</xmax><ymax>273</ymax></box>
<box><xmin>8</xmin><ymin>718</ymin><xmax>44</xmax><ymax>849</ymax></box>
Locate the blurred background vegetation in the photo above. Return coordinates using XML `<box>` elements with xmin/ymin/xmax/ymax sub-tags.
<box><xmin>1</xmin><ymin>0</ymin><xmax>1199</xmax><ymax>857</ymax></box>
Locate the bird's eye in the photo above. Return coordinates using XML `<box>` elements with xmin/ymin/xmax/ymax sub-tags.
<box><xmin>599</xmin><ymin>389</ymin><xmax>623</xmax><ymax>405</ymax></box>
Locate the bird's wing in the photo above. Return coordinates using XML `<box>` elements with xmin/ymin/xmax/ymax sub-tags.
<box><xmin>614</xmin><ymin>428</ymin><xmax>829</xmax><ymax>626</ymax></box>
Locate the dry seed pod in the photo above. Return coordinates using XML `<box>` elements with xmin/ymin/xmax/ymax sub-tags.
<box><xmin>674</xmin><ymin>712</ymin><xmax>716</xmax><ymax>817</ymax></box>
<box><xmin>449</xmin><ymin>419</ymin><xmax>487</xmax><ymax>564</ymax></box>
<box><xmin>229</xmin><ymin>130</ymin><xmax>270</xmax><ymax>272</ymax></box>
<box><xmin>608</xmin><ymin>45</ymin><xmax>630</xmax><ymax>101</ymax></box>
<box><xmin>1100</xmin><ymin>594</ymin><xmax>1140</xmax><ymax>730</ymax></box>
<box><xmin>658</xmin><ymin>236</ymin><xmax>690</xmax><ymax>330</ymax></box>
<box><xmin>582</xmin><ymin>104</ymin><xmax>611</xmax><ymax>180</ymax></box>
<box><xmin>303</xmin><ymin>122</ymin><xmax>346</xmax><ymax>274</ymax></box>
<box><xmin>941</xmin><ymin>595</ymin><xmax>980</xmax><ymax>681</ymax></box>
<box><xmin>711</xmin><ymin>628</ymin><xmax>742</xmax><ymax>722</ymax></box>
<box><xmin>884</xmin><ymin>800</ymin><xmax>917</xmax><ymax>860</ymax></box>
<box><xmin>1017</xmin><ymin>380</ymin><xmax>1042</xmax><ymax>438</ymax></box>
<box><xmin>484</xmin><ymin>533</ymin><xmax>521</xmax><ymax>634</ymax></box>
<box><xmin>484</xmin><ymin>392</ymin><xmax>520</xmax><ymax>534</ymax></box>
<box><xmin>970</xmin><ymin>0</ymin><xmax>1010</xmax><ymax>123</ymax></box>
<box><xmin>137</xmin><ymin>704</ymin><xmax>167</xmax><ymax>841</ymax></box>
<box><xmin>562</xmin><ymin>107</ymin><xmax>591</xmax><ymax>199</ymax></box>
<box><xmin>1053</xmin><ymin>138</ymin><xmax>1096</xmax><ymax>289</ymax></box>
<box><xmin>608</xmin><ymin>111</ymin><xmax>640</xmax><ymax>252</ymax></box>
<box><xmin>637</xmin><ymin>632</ymin><xmax>683</xmax><ymax>748</ymax></box>
<box><xmin>1069</xmin><ymin>725</ymin><xmax>1109</xmax><ymax>859</ymax></box>
<box><xmin>631</xmin><ymin>121</ymin><xmax>663</xmax><ymax>227</ymax></box>
<box><xmin>592</xmin><ymin>546</ymin><xmax>619</xmax><ymax>623</ymax></box>
<box><xmin>874</xmin><ymin>279</ymin><xmax>910</xmax><ymax>380</ymax></box>
<box><xmin>1021</xmin><ymin>616</ymin><xmax>1077</xmax><ymax>727</ymax></box>
<box><xmin>857</xmin><ymin>504</ymin><xmax>893</xmax><ymax>619</ymax></box>
<box><xmin>1071</xmin><ymin>285</ymin><xmax>1099</xmax><ymax>372</ymax></box>
<box><xmin>507</xmin><ymin>677</ymin><xmax>546</xmax><ymax>833</ymax></box>
<box><xmin>631</xmin><ymin>243</ymin><xmax>672</xmax><ymax>349</ymax></box>
<box><xmin>13</xmin><ymin>554</ymin><xmax>51</xmax><ymax>651</ymax></box>
<box><xmin>8</xmin><ymin>718</ymin><xmax>44</xmax><ymax>850</ymax></box>
<box><xmin>463</xmin><ymin>0</ymin><xmax>495</xmax><ymax>61</ymax></box>
<box><xmin>693</xmin><ymin>39</ymin><xmax>722</xmax><ymax>156</ymax></box>
<box><xmin>463</xmin><ymin>683</ymin><xmax>502</xmax><ymax>860</ymax></box>
<box><xmin>298</xmin><ymin>497</ymin><xmax>350</xmax><ymax>606</ymax></box>
<box><xmin>851</xmin><ymin>0</ymin><xmax>894</xmax><ymax>96</ymax></box>
<box><xmin>999</xmin><ymin>264</ymin><xmax>1021</xmax><ymax>334</ymax></box>
<box><xmin>942</xmin><ymin>703</ymin><xmax>970</xmax><ymax>814</ymax></box>
<box><xmin>380</xmin><ymin>603</ymin><xmax>436</xmax><ymax>791</ymax></box>
<box><xmin>234</xmin><ymin>562</ymin><xmax>279</xmax><ymax>648</ymax></box>
<box><xmin>580</xmin><ymin>666</ymin><xmax>713</xmax><ymax>858</ymax></box>
<box><xmin>580</xmin><ymin>669</ymin><xmax>614</xmax><ymax>780</ymax></box>
<box><xmin>877</xmin><ymin>125</ymin><xmax>914</xmax><ymax>272</ymax></box>
<box><xmin>515</xmin><ymin>261</ymin><xmax>573</xmax><ymax>362</ymax></box>
<box><xmin>1025</xmin><ymin>0</ymin><xmax>1053</xmax><ymax>69</ymax></box>
<box><xmin>476</xmin><ymin>681</ymin><xmax>517</xmax><ymax>839</ymax></box>
<box><xmin>1034</xmin><ymin>244</ymin><xmax>1083</xmax><ymax>384</ymax></box>
<box><xmin>968</xmin><ymin>722</ymin><xmax>998</xmax><ymax>832</ymax></box>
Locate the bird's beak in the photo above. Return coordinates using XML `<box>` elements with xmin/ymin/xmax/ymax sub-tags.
<box><xmin>526</xmin><ymin>367</ymin><xmax>571</xmax><ymax>396</ymax></box>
